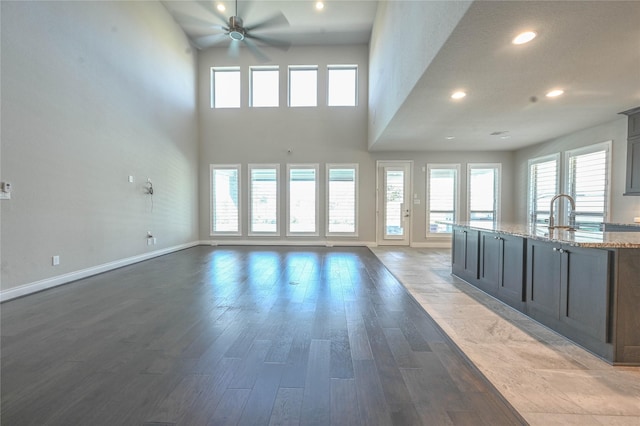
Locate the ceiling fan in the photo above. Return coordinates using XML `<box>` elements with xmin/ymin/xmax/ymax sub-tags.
<box><xmin>181</xmin><ymin>0</ymin><xmax>292</xmax><ymax>61</ymax></box>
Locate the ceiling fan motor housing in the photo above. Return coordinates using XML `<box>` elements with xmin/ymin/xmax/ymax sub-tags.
<box><xmin>228</xmin><ymin>16</ymin><xmax>245</xmax><ymax>40</ymax></box>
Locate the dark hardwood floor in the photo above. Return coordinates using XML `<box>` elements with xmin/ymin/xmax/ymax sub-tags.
<box><xmin>1</xmin><ymin>246</ymin><xmax>526</xmax><ymax>425</ymax></box>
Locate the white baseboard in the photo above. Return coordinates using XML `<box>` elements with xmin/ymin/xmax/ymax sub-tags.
<box><xmin>201</xmin><ymin>239</ymin><xmax>377</xmax><ymax>247</ymax></box>
<box><xmin>1</xmin><ymin>241</ymin><xmax>200</xmax><ymax>302</ymax></box>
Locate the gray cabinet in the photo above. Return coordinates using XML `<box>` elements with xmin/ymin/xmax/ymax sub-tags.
<box><xmin>452</xmin><ymin>226</ymin><xmax>479</xmax><ymax>283</ymax></box>
<box><xmin>621</xmin><ymin>107</ymin><xmax>640</xmax><ymax>195</ymax></box>
<box><xmin>526</xmin><ymin>239</ymin><xmax>612</xmax><ymax>359</ymax></box>
<box><xmin>479</xmin><ymin>232</ymin><xmax>525</xmax><ymax>310</ymax></box>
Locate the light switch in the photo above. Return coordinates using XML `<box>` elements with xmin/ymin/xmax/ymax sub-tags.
<box><xmin>128</xmin><ymin>175</ymin><xmax>134</xmax><ymax>183</ymax></box>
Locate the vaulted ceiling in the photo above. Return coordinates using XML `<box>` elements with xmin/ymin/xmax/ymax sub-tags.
<box><xmin>163</xmin><ymin>0</ymin><xmax>640</xmax><ymax>151</ymax></box>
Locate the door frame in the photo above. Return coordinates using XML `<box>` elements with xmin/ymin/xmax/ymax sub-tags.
<box><xmin>376</xmin><ymin>160</ymin><xmax>413</xmax><ymax>246</ymax></box>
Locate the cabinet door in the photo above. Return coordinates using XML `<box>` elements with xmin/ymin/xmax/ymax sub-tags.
<box><xmin>560</xmin><ymin>246</ymin><xmax>611</xmax><ymax>342</ymax></box>
<box><xmin>465</xmin><ymin>229</ymin><xmax>479</xmax><ymax>280</ymax></box>
<box><xmin>625</xmin><ymin>135</ymin><xmax>640</xmax><ymax>195</ymax></box>
<box><xmin>526</xmin><ymin>240</ymin><xmax>561</xmax><ymax>320</ymax></box>
<box><xmin>499</xmin><ymin>235</ymin><xmax>526</xmax><ymax>304</ymax></box>
<box><xmin>452</xmin><ymin>227</ymin><xmax>467</xmax><ymax>274</ymax></box>
<box><xmin>478</xmin><ymin>232</ymin><xmax>500</xmax><ymax>294</ymax></box>
<box><xmin>452</xmin><ymin>227</ymin><xmax>479</xmax><ymax>282</ymax></box>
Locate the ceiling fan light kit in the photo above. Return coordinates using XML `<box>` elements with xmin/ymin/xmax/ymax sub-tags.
<box><xmin>186</xmin><ymin>0</ymin><xmax>291</xmax><ymax>61</ymax></box>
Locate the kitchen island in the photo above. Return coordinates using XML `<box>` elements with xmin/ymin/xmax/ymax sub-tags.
<box><xmin>449</xmin><ymin>222</ymin><xmax>640</xmax><ymax>365</ymax></box>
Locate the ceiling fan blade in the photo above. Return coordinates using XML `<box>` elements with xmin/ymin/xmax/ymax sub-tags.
<box><xmin>171</xmin><ymin>10</ymin><xmax>224</xmax><ymax>30</ymax></box>
<box><xmin>194</xmin><ymin>32</ymin><xmax>229</xmax><ymax>49</ymax></box>
<box><xmin>245</xmin><ymin>33</ymin><xmax>291</xmax><ymax>51</ymax></box>
<box><xmin>243</xmin><ymin>39</ymin><xmax>270</xmax><ymax>63</ymax></box>
<box><xmin>196</xmin><ymin>0</ymin><xmax>230</xmax><ymax>26</ymax></box>
<box><xmin>228</xmin><ymin>40</ymin><xmax>240</xmax><ymax>57</ymax></box>
<box><xmin>245</xmin><ymin>12</ymin><xmax>289</xmax><ymax>32</ymax></box>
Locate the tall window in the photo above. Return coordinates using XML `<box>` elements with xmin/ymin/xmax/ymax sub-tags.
<box><xmin>326</xmin><ymin>164</ymin><xmax>358</xmax><ymax>236</ymax></box>
<box><xmin>327</xmin><ymin>65</ymin><xmax>357</xmax><ymax>106</ymax></box>
<box><xmin>211</xmin><ymin>67</ymin><xmax>240</xmax><ymax>108</ymax></box>
<box><xmin>210</xmin><ymin>165</ymin><xmax>241</xmax><ymax>235</ymax></box>
<box><xmin>250</xmin><ymin>67</ymin><xmax>279</xmax><ymax>107</ymax></box>
<box><xmin>528</xmin><ymin>154</ymin><xmax>559</xmax><ymax>226</ymax></box>
<box><xmin>289</xmin><ymin>66</ymin><xmax>318</xmax><ymax>107</ymax></box>
<box><xmin>287</xmin><ymin>164</ymin><xmax>319</xmax><ymax>235</ymax></box>
<box><xmin>426</xmin><ymin>164</ymin><xmax>459</xmax><ymax>234</ymax></box>
<box><xmin>566</xmin><ymin>142</ymin><xmax>611</xmax><ymax>230</ymax></box>
<box><xmin>468</xmin><ymin>164</ymin><xmax>501</xmax><ymax>226</ymax></box>
<box><xmin>249</xmin><ymin>165</ymin><xmax>279</xmax><ymax>235</ymax></box>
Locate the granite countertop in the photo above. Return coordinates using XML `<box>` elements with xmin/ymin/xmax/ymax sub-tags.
<box><xmin>448</xmin><ymin>222</ymin><xmax>640</xmax><ymax>249</ymax></box>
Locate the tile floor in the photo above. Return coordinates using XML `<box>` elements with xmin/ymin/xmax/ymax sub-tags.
<box><xmin>370</xmin><ymin>247</ymin><xmax>640</xmax><ymax>426</ymax></box>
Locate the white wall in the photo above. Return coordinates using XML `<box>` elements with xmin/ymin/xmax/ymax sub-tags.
<box><xmin>0</xmin><ymin>1</ymin><xmax>199</xmax><ymax>293</ymax></box>
<box><xmin>513</xmin><ymin>117</ymin><xmax>640</xmax><ymax>223</ymax></box>
<box><xmin>368</xmin><ymin>0</ymin><xmax>472</xmax><ymax>148</ymax></box>
<box><xmin>198</xmin><ymin>45</ymin><xmax>376</xmax><ymax>243</ymax></box>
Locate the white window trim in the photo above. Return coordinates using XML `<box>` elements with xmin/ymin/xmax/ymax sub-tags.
<box><xmin>211</xmin><ymin>67</ymin><xmax>241</xmax><ymax>109</ymax></box>
<box><xmin>327</xmin><ymin>65</ymin><xmax>358</xmax><ymax>107</ymax></box>
<box><xmin>426</xmin><ymin>163</ymin><xmax>460</xmax><ymax>237</ymax></box>
<box><xmin>288</xmin><ymin>65</ymin><xmax>318</xmax><ymax>108</ymax></box>
<box><xmin>326</xmin><ymin>163</ymin><xmax>359</xmax><ymax>237</ymax></box>
<box><xmin>248</xmin><ymin>164</ymin><xmax>280</xmax><ymax>236</ymax></box>
<box><xmin>527</xmin><ymin>153</ymin><xmax>560</xmax><ymax>226</ymax></box>
<box><xmin>563</xmin><ymin>140</ymin><xmax>612</xmax><ymax>224</ymax></box>
<box><xmin>467</xmin><ymin>163</ymin><xmax>502</xmax><ymax>224</ymax></box>
<box><xmin>210</xmin><ymin>164</ymin><xmax>242</xmax><ymax>236</ymax></box>
<box><xmin>249</xmin><ymin>66</ymin><xmax>279</xmax><ymax>108</ymax></box>
<box><xmin>287</xmin><ymin>163</ymin><xmax>320</xmax><ymax>236</ymax></box>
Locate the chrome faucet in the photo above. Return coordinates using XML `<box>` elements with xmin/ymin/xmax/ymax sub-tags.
<box><xmin>549</xmin><ymin>193</ymin><xmax>576</xmax><ymax>230</ymax></box>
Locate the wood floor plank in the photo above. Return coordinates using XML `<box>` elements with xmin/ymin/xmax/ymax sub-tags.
<box><xmin>237</xmin><ymin>363</ymin><xmax>285</xmax><ymax>425</ymax></box>
<box><xmin>269</xmin><ymin>387</ymin><xmax>304</xmax><ymax>426</ymax></box>
<box><xmin>206</xmin><ymin>388</ymin><xmax>251</xmax><ymax>425</ymax></box>
<box><xmin>0</xmin><ymin>246</ymin><xmax>525</xmax><ymax>425</ymax></box>
<box><xmin>353</xmin><ymin>359</ymin><xmax>392</xmax><ymax>426</ymax></box>
<box><xmin>330</xmin><ymin>378</ymin><xmax>362</xmax><ymax>426</ymax></box>
<box><xmin>300</xmin><ymin>339</ymin><xmax>332</xmax><ymax>425</ymax></box>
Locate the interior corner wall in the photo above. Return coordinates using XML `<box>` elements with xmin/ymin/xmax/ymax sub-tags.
<box><xmin>367</xmin><ymin>0</ymin><xmax>472</xmax><ymax>149</ymax></box>
<box><xmin>0</xmin><ymin>1</ymin><xmax>199</xmax><ymax>292</ymax></box>
<box><xmin>513</xmin><ymin>117</ymin><xmax>640</xmax><ymax>223</ymax></box>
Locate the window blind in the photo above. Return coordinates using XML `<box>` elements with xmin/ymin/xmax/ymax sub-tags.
<box><xmin>328</xmin><ymin>168</ymin><xmax>356</xmax><ymax>233</ymax></box>
<box><xmin>427</xmin><ymin>167</ymin><xmax>457</xmax><ymax>233</ymax></box>
<box><xmin>289</xmin><ymin>167</ymin><xmax>317</xmax><ymax>233</ymax></box>
<box><xmin>528</xmin><ymin>157</ymin><xmax>558</xmax><ymax>225</ymax></box>
<box><xmin>250</xmin><ymin>168</ymin><xmax>278</xmax><ymax>233</ymax></box>
<box><xmin>211</xmin><ymin>167</ymin><xmax>240</xmax><ymax>233</ymax></box>
<box><xmin>568</xmin><ymin>148</ymin><xmax>608</xmax><ymax>230</ymax></box>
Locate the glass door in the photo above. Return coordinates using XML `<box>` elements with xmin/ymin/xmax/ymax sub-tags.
<box><xmin>377</xmin><ymin>161</ymin><xmax>412</xmax><ymax>245</ymax></box>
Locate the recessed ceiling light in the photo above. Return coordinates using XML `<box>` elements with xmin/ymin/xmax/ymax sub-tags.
<box><xmin>546</xmin><ymin>89</ymin><xmax>564</xmax><ymax>97</ymax></box>
<box><xmin>315</xmin><ymin>2</ymin><xmax>324</xmax><ymax>10</ymax></box>
<box><xmin>512</xmin><ymin>31</ymin><xmax>537</xmax><ymax>45</ymax></box>
<box><xmin>451</xmin><ymin>91</ymin><xmax>466</xmax><ymax>100</ymax></box>
<box><xmin>445</xmin><ymin>136</ymin><xmax>455</xmax><ymax>140</ymax></box>
<box><xmin>500</xmin><ymin>135</ymin><xmax>511</xmax><ymax>139</ymax></box>
<box><xmin>216</xmin><ymin>4</ymin><xmax>226</xmax><ymax>12</ymax></box>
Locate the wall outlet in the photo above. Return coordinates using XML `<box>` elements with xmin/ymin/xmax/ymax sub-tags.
<box><xmin>152</xmin><ymin>238</ymin><xmax>157</xmax><ymax>245</ymax></box>
<box><xmin>52</xmin><ymin>255</ymin><xmax>60</xmax><ymax>266</ymax></box>
<box><xmin>128</xmin><ymin>175</ymin><xmax>134</xmax><ymax>183</ymax></box>
<box><xmin>147</xmin><ymin>238</ymin><xmax>153</xmax><ymax>246</ymax></box>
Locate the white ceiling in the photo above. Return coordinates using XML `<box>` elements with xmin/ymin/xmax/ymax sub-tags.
<box><xmin>164</xmin><ymin>0</ymin><xmax>640</xmax><ymax>152</ymax></box>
